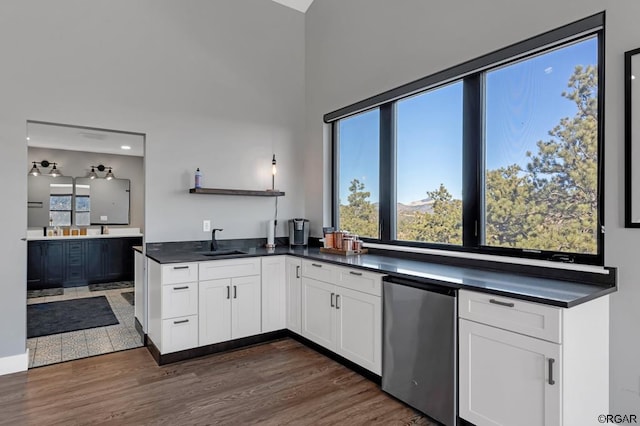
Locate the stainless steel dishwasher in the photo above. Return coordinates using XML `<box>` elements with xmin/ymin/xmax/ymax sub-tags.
<box><xmin>382</xmin><ymin>276</ymin><xmax>457</xmax><ymax>426</ymax></box>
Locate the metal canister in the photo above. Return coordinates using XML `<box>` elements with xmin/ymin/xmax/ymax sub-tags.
<box><xmin>334</xmin><ymin>231</ymin><xmax>344</xmax><ymax>249</ymax></box>
<box><xmin>343</xmin><ymin>236</ymin><xmax>354</xmax><ymax>251</ymax></box>
<box><xmin>324</xmin><ymin>232</ymin><xmax>335</xmax><ymax>249</ymax></box>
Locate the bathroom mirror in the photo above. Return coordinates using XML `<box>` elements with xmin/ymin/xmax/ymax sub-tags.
<box><xmin>27</xmin><ymin>175</ymin><xmax>74</xmax><ymax>227</ymax></box>
<box><xmin>625</xmin><ymin>48</ymin><xmax>640</xmax><ymax>227</ymax></box>
<box><xmin>74</xmin><ymin>178</ymin><xmax>131</xmax><ymax>225</ymax></box>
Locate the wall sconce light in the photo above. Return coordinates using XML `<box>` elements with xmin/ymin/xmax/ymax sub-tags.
<box><xmin>271</xmin><ymin>154</ymin><xmax>277</xmax><ymax>191</ymax></box>
<box><xmin>28</xmin><ymin>160</ymin><xmax>63</xmax><ymax>177</ymax></box>
<box><xmin>29</xmin><ymin>162</ymin><xmax>41</xmax><ymax>176</ymax></box>
<box><xmin>88</xmin><ymin>164</ymin><xmax>115</xmax><ymax>180</ymax></box>
<box><xmin>49</xmin><ymin>163</ymin><xmax>61</xmax><ymax>177</ymax></box>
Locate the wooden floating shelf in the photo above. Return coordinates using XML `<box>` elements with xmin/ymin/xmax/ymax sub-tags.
<box><xmin>189</xmin><ymin>188</ymin><xmax>285</xmax><ymax>197</ymax></box>
<box><xmin>320</xmin><ymin>247</ymin><xmax>368</xmax><ymax>256</ymax></box>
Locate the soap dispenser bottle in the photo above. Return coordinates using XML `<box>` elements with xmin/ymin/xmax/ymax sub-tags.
<box><xmin>195</xmin><ymin>168</ymin><xmax>202</xmax><ymax>189</ymax></box>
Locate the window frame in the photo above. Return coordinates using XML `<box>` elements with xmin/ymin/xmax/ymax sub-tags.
<box><xmin>328</xmin><ymin>13</ymin><xmax>605</xmax><ymax>266</ymax></box>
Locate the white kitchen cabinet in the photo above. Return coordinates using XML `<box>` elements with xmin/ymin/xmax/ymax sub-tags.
<box><xmin>161</xmin><ymin>315</ymin><xmax>199</xmax><ymax>354</ymax></box>
<box><xmin>301</xmin><ymin>277</ymin><xmax>336</xmax><ymax>348</ymax></box>
<box><xmin>199</xmin><ymin>278</ymin><xmax>233</xmax><ymax>345</ymax></box>
<box><xmin>198</xmin><ymin>259</ymin><xmax>262</xmax><ymax>346</ymax></box>
<box><xmin>300</xmin><ymin>260</ymin><xmax>383</xmax><ymax>375</ymax></box>
<box><xmin>285</xmin><ymin>256</ymin><xmax>302</xmax><ymax>333</ymax></box>
<box><xmin>459</xmin><ymin>290</ymin><xmax>609</xmax><ymax>426</ymax></box>
<box><xmin>134</xmin><ymin>250</ymin><xmax>146</xmax><ymax>332</ymax></box>
<box><xmin>261</xmin><ymin>257</ymin><xmax>286</xmax><ymax>333</ymax></box>
<box><xmin>231</xmin><ymin>275</ymin><xmax>262</xmax><ymax>339</ymax></box>
<box><xmin>335</xmin><ymin>286</ymin><xmax>381</xmax><ymax>374</ymax></box>
<box><xmin>147</xmin><ymin>260</ymin><xmax>199</xmax><ymax>354</ymax></box>
<box><xmin>459</xmin><ymin>318</ymin><xmax>561</xmax><ymax>426</ymax></box>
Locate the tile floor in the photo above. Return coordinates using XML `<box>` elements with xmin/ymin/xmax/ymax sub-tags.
<box><xmin>27</xmin><ymin>285</ymin><xmax>143</xmax><ymax>368</ymax></box>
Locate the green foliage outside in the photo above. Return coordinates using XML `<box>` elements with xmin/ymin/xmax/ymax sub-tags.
<box><xmin>339</xmin><ymin>66</ymin><xmax>598</xmax><ymax>254</ymax></box>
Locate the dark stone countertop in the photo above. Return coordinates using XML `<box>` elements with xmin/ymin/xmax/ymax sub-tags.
<box><xmin>144</xmin><ymin>240</ymin><xmax>616</xmax><ymax>308</ymax></box>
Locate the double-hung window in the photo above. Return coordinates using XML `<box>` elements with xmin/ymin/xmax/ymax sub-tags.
<box><xmin>329</xmin><ymin>13</ymin><xmax>604</xmax><ymax>265</ymax></box>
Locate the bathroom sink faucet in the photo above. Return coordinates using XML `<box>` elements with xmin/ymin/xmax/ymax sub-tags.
<box><xmin>211</xmin><ymin>228</ymin><xmax>223</xmax><ymax>251</ymax></box>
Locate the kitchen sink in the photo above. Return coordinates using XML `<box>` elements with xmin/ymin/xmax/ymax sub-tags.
<box><xmin>198</xmin><ymin>250</ymin><xmax>248</xmax><ymax>257</ymax></box>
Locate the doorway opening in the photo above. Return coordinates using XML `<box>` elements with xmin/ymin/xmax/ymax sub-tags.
<box><xmin>25</xmin><ymin>120</ymin><xmax>145</xmax><ymax>368</ymax></box>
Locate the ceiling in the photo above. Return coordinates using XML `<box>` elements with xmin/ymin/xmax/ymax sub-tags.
<box><xmin>271</xmin><ymin>0</ymin><xmax>314</xmax><ymax>13</ymax></box>
<box><xmin>27</xmin><ymin>122</ymin><xmax>144</xmax><ymax>157</ymax></box>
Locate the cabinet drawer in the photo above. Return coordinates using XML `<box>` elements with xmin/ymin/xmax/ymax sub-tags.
<box><xmin>161</xmin><ymin>315</ymin><xmax>198</xmax><ymax>354</ymax></box>
<box><xmin>161</xmin><ymin>263</ymin><xmax>198</xmax><ymax>285</ymax></box>
<box><xmin>336</xmin><ymin>266</ymin><xmax>383</xmax><ymax>296</ymax></box>
<box><xmin>199</xmin><ymin>258</ymin><xmax>260</xmax><ymax>280</ymax></box>
<box><xmin>162</xmin><ymin>282</ymin><xmax>198</xmax><ymax>319</ymax></box>
<box><xmin>301</xmin><ymin>260</ymin><xmax>336</xmax><ymax>283</ymax></box>
<box><xmin>459</xmin><ymin>290</ymin><xmax>562</xmax><ymax>343</ymax></box>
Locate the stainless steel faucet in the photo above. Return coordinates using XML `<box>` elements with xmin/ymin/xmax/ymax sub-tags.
<box><xmin>211</xmin><ymin>228</ymin><xmax>223</xmax><ymax>251</ymax></box>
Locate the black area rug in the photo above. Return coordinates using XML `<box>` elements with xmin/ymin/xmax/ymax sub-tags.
<box><xmin>27</xmin><ymin>288</ymin><xmax>64</xmax><ymax>299</ymax></box>
<box><xmin>121</xmin><ymin>291</ymin><xmax>135</xmax><ymax>306</ymax></box>
<box><xmin>89</xmin><ymin>281</ymin><xmax>134</xmax><ymax>291</ymax></box>
<box><xmin>27</xmin><ymin>296</ymin><xmax>119</xmax><ymax>338</ymax></box>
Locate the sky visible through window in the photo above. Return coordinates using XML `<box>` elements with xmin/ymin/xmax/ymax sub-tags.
<box><xmin>339</xmin><ymin>37</ymin><xmax>597</xmax><ymax>205</ymax></box>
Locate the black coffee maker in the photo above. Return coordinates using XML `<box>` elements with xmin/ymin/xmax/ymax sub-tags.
<box><xmin>289</xmin><ymin>218</ymin><xmax>310</xmax><ymax>247</ymax></box>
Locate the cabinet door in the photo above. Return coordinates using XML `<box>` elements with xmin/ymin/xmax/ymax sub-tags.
<box><xmin>285</xmin><ymin>257</ymin><xmax>302</xmax><ymax>334</ymax></box>
<box><xmin>199</xmin><ymin>279</ymin><xmax>232</xmax><ymax>346</ymax></box>
<box><xmin>27</xmin><ymin>242</ymin><xmax>44</xmax><ymax>289</ymax></box>
<box><xmin>44</xmin><ymin>241</ymin><xmax>65</xmax><ymax>286</ymax></box>
<box><xmin>86</xmin><ymin>240</ymin><xmax>104</xmax><ymax>282</ymax></box>
<box><xmin>231</xmin><ymin>275</ymin><xmax>262</xmax><ymax>340</ymax></box>
<box><xmin>459</xmin><ymin>319</ymin><xmax>561</xmax><ymax>426</ymax></box>
<box><xmin>261</xmin><ymin>257</ymin><xmax>286</xmax><ymax>333</ymax></box>
<box><xmin>65</xmin><ymin>240</ymin><xmax>86</xmax><ymax>285</ymax></box>
<box><xmin>301</xmin><ymin>277</ymin><xmax>336</xmax><ymax>350</ymax></box>
<box><xmin>335</xmin><ymin>287</ymin><xmax>381</xmax><ymax>375</ymax></box>
<box><xmin>103</xmin><ymin>239</ymin><xmax>123</xmax><ymax>281</ymax></box>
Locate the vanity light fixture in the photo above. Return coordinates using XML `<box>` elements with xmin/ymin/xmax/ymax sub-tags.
<box><xmin>88</xmin><ymin>164</ymin><xmax>116</xmax><ymax>179</ymax></box>
<box><xmin>28</xmin><ymin>160</ymin><xmax>62</xmax><ymax>177</ymax></box>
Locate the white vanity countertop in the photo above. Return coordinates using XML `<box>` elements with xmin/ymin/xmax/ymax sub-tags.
<box><xmin>26</xmin><ymin>228</ymin><xmax>142</xmax><ymax>241</ymax></box>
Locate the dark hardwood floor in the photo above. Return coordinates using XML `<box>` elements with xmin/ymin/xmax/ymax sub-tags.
<box><xmin>0</xmin><ymin>338</ymin><xmax>434</xmax><ymax>425</ymax></box>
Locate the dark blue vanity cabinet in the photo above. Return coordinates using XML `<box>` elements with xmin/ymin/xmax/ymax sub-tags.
<box><xmin>27</xmin><ymin>237</ymin><xmax>142</xmax><ymax>289</ymax></box>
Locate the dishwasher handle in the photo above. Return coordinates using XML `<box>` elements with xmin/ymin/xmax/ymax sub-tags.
<box><xmin>383</xmin><ymin>275</ymin><xmax>456</xmax><ymax>297</ymax></box>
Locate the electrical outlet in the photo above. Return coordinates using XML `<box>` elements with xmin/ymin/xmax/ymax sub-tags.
<box><xmin>203</xmin><ymin>220</ymin><xmax>211</xmax><ymax>232</ymax></box>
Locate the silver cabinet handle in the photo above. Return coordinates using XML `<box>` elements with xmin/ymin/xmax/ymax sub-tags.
<box><xmin>234</xmin><ymin>285</ymin><xmax>237</xmax><ymax>299</ymax></box>
<box><xmin>336</xmin><ymin>294</ymin><xmax>341</xmax><ymax>309</ymax></box>
<box><xmin>173</xmin><ymin>286</ymin><xmax>189</xmax><ymax>290</ymax></box>
<box><xmin>349</xmin><ymin>271</ymin><xmax>363</xmax><ymax>276</ymax></box>
<box><xmin>548</xmin><ymin>358</ymin><xmax>555</xmax><ymax>385</ymax></box>
<box><xmin>489</xmin><ymin>298</ymin><xmax>515</xmax><ymax>308</ymax></box>
<box><xmin>173</xmin><ymin>266</ymin><xmax>189</xmax><ymax>270</ymax></box>
<box><xmin>312</xmin><ymin>263</ymin><xmax>322</xmax><ymax>268</ymax></box>
<box><xmin>173</xmin><ymin>319</ymin><xmax>189</xmax><ymax>324</ymax></box>
<box><xmin>330</xmin><ymin>292</ymin><xmax>335</xmax><ymax>307</ymax></box>
<box><xmin>296</xmin><ymin>265</ymin><xmax>300</xmax><ymax>279</ymax></box>
<box><xmin>226</xmin><ymin>286</ymin><xmax>230</xmax><ymax>299</ymax></box>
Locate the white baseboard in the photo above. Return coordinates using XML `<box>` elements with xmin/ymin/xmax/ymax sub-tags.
<box><xmin>0</xmin><ymin>349</ymin><xmax>28</xmax><ymax>376</ymax></box>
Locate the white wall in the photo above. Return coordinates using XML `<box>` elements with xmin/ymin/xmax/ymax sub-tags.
<box><xmin>28</xmin><ymin>147</ymin><xmax>145</xmax><ymax>231</ymax></box>
<box><xmin>0</xmin><ymin>0</ymin><xmax>305</xmax><ymax>359</ymax></box>
<box><xmin>305</xmin><ymin>0</ymin><xmax>640</xmax><ymax>414</ymax></box>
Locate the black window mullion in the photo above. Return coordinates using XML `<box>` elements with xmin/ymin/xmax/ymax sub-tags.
<box><xmin>331</xmin><ymin>122</ymin><xmax>339</xmax><ymax>229</ymax></box>
<box><xmin>462</xmin><ymin>76</ymin><xmax>482</xmax><ymax>248</ymax></box>
<box><xmin>379</xmin><ymin>103</ymin><xmax>394</xmax><ymax>241</ymax></box>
